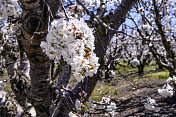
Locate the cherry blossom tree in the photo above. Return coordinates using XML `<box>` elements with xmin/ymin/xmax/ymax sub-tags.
<box><xmin>120</xmin><ymin>0</ymin><xmax>176</xmax><ymax>98</ymax></box>
<box><xmin>105</xmin><ymin>31</ymin><xmax>152</xmax><ymax>76</ymax></box>
<box><xmin>132</xmin><ymin>0</ymin><xmax>176</xmax><ymax>77</ymax></box>
<box><xmin>0</xmin><ymin>0</ymin><xmax>137</xmax><ymax>116</ymax></box>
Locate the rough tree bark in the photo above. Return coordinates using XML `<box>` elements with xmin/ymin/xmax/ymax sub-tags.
<box><xmin>20</xmin><ymin>0</ymin><xmax>60</xmax><ymax>116</ymax></box>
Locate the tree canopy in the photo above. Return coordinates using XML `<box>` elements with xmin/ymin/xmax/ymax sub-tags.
<box><xmin>0</xmin><ymin>0</ymin><xmax>175</xmax><ymax>117</ymax></box>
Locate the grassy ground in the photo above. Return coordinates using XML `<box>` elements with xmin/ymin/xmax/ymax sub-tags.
<box><xmin>90</xmin><ymin>61</ymin><xmax>170</xmax><ymax>102</ymax></box>
<box><xmin>143</xmin><ymin>70</ymin><xmax>169</xmax><ymax>79</ymax></box>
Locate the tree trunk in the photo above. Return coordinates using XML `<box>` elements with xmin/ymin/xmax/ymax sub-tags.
<box><xmin>20</xmin><ymin>0</ymin><xmax>59</xmax><ymax>116</ymax></box>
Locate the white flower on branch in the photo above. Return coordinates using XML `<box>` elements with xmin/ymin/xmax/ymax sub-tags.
<box><xmin>109</xmin><ymin>110</ymin><xmax>118</xmax><ymax>117</ymax></box>
<box><xmin>166</xmin><ymin>76</ymin><xmax>176</xmax><ymax>84</ymax></box>
<box><xmin>130</xmin><ymin>59</ymin><xmax>140</xmax><ymax>67</ymax></box>
<box><xmin>69</xmin><ymin>112</ymin><xmax>78</xmax><ymax>117</ymax></box>
<box><xmin>28</xmin><ymin>107</ymin><xmax>36</xmax><ymax>117</ymax></box>
<box><xmin>75</xmin><ymin>99</ymin><xmax>82</xmax><ymax>111</ymax></box>
<box><xmin>41</xmin><ymin>18</ymin><xmax>99</xmax><ymax>82</ymax></box>
<box><xmin>110</xmin><ymin>102</ymin><xmax>117</xmax><ymax>110</ymax></box>
<box><xmin>101</xmin><ymin>97</ymin><xmax>111</xmax><ymax>104</ymax></box>
<box><xmin>0</xmin><ymin>91</ymin><xmax>6</xmax><ymax>104</ymax></box>
<box><xmin>106</xmin><ymin>105</ymin><xmax>112</xmax><ymax>111</ymax></box>
<box><xmin>158</xmin><ymin>84</ymin><xmax>174</xmax><ymax>98</ymax></box>
<box><xmin>0</xmin><ymin>0</ymin><xmax>21</xmax><ymax>23</ymax></box>
<box><xmin>144</xmin><ymin>97</ymin><xmax>160</xmax><ymax>112</ymax></box>
<box><xmin>1</xmin><ymin>22</ymin><xmax>21</xmax><ymax>43</ymax></box>
<box><xmin>106</xmin><ymin>102</ymin><xmax>117</xmax><ymax>112</ymax></box>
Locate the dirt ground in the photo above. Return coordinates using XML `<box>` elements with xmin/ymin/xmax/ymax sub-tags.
<box><xmin>107</xmin><ymin>78</ymin><xmax>176</xmax><ymax>117</ymax></box>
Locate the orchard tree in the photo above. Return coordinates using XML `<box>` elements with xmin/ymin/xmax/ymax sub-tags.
<box><xmin>122</xmin><ymin>0</ymin><xmax>176</xmax><ymax>98</ymax></box>
<box><xmin>0</xmin><ymin>0</ymin><xmax>137</xmax><ymax>117</ymax></box>
<box><xmin>128</xmin><ymin>0</ymin><xmax>176</xmax><ymax>77</ymax></box>
<box><xmin>105</xmin><ymin>31</ymin><xmax>152</xmax><ymax>75</ymax></box>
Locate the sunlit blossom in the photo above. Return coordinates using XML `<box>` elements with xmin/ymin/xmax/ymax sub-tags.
<box><xmin>41</xmin><ymin>18</ymin><xmax>99</xmax><ymax>81</ymax></box>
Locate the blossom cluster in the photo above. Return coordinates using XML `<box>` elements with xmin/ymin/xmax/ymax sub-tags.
<box><xmin>1</xmin><ymin>22</ymin><xmax>21</xmax><ymax>42</ymax></box>
<box><xmin>130</xmin><ymin>59</ymin><xmax>140</xmax><ymax>67</ymax></box>
<box><xmin>0</xmin><ymin>22</ymin><xmax>21</xmax><ymax>60</ymax></box>
<box><xmin>40</xmin><ymin>18</ymin><xmax>99</xmax><ymax>82</ymax></box>
<box><xmin>158</xmin><ymin>76</ymin><xmax>176</xmax><ymax>98</ymax></box>
<box><xmin>69</xmin><ymin>96</ymin><xmax>117</xmax><ymax>117</ymax></box>
<box><xmin>0</xmin><ymin>0</ymin><xmax>21</xmax><ymax>23</ymax></box>
<box><xmin>144</xmin><ymin>97</ymin><xmax>160</xmax><ymax>112</ymax></box>
<box><xmin>100</xmin><ymin>97</ymin><xmax>117</xmax><ymax>113</ymax></box>
<box><xmin>158</xmin><ymin>84</ymin><xmax>173</xmax><ymax>98</ymax></box>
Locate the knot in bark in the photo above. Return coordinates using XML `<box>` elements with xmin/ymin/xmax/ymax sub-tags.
<box><xmin>27</xmin><ymin>17</ymin><xmax>42</xmax><ymax>32</ymax></box>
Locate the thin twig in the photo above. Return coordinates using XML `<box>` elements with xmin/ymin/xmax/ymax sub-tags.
<box><xmin>116</xmin><ymin>69</ymin><xmax>137</xmax><ymax>89</ymax></box>
<box><xmin>76</xmin><ymin>0</ymin><xmax>123</xmax><ymax>34</ymax></box>
<box><xmin>51</xmin><ymin>98</ymin><xmax>63</xmax><ymax>117</ymax></box>
<box><xmin>60</xmin><ymin>0</ymin><xmax>69</xmax><ymax>19</ymax></box>
<box><xmin>30</xmin><ymin>0</ymin><xmax>54</xmax><ymax>43</ymax></box>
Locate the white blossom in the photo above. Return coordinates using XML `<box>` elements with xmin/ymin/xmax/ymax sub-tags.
<box><xmin>106</xmin><ymin>105</ymin><xmax>112</xmax><ymax>111</ymax></box>
<box><xmin>158</xmin><ymin>84</ymin><xmax>174</xmax><ymax>97</ymax></box>
<box><xmin>75</xmin><ymin>99</ymin><xmax>82</xmax><ymax>111</ymax></box>
<box><xmin>69</xmin><ymin>112</ymin><xmax>78</xmax><ymax>117</ymax></box>
<box><xmin>28</xmin><ymin>107</ymin><xmax>36</xmax><ymax>117</ymax></box>
<box><xmin>130</xmin><ymin>59</ymin><xmax>140</xmax><ymax>67</ymax></box>
<box><xmin>144</xmin><ymin>97</ymin><xmax>160</xmax><ymax>112</ymax></box>
<box><xmin>101</xmin><ymin>97</ymin><xmax>111</xmax><ymax>104</ymax></box>
<box><xmin>41</xmin><ymin>18</ymin><xmax>99</xmax><ymax>82</ymax></box>
<box><xmin>106</xmin><ymin>102</ymin><xmax>117</xmax><ymax>112</ymax></box>
<box><xmin>110</xmin><ymin>102</ymin><xmax>117</xmax><ymax>110</ymax></box>
<box><xmin>0</xmin><ymin>91</ymin><xmax>6</xmax><ymax>104</ymax></box>
<box><xmin>1</xmin><ymin>22</ymin><xmax>21</xmax><ymax>43</ymax></box>
<box><xmin>109</xmin><ymin>70</ymin><xmax>115</xmax><ymax>77</ymax></box>
<box><xmin>166</xmin><ymin>76</ymin><xmax>176</xmax><ymax>84</ymax></box>
<box><xmin>0</xmin><ymin>0</ymin><xmax>21</xmax><ymax>23</ymax></box>
<box><xmin>109</xmin><ymin>110</ymin><xmax>118</xmax><ymax>117</ymax></box>
<box><xmin>17</xmin><ymin>105</ymin><xmax>24</xmax><ymax>117</ymax></box>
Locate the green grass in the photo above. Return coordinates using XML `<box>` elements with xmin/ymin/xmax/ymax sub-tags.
<box><xmin>115</xmin><ymin>65</ymin><xmax>138</xmax><ymax>76</ymax></box>
<box><xmin>4</xmin><ymin>84</ymin><xmax>12</xmax><ymax>92</ymax></box>
<box><xmin>90</xmin><ymin>61</ymin><xmax>171</xmax><ymax>101</ymax></box>
<box><xmin>90</xmin><ymin>85</ymin><xmax>111</xmax><ymax>102</ymax></box>
<box><xmin>113</xmin><ymin>60</ymin><xmax>160</xmax><ymax>77</ymax></box>
<box><xmin>144</xmin><ymin>63</ymin><xmax>158</xmax><ymax>71</ymax></box>
<box><xmin>143</xmin><ymin>70</ymin><xmax>169</xmax><ymax>79</ymax></box>
<box><xmin>90</xmin><ymin>84</ymin><xmax>119</xmax><ymax>102</ymax></box>
<box><xmin>3</xmin><ymin>68</ymin><xmax>8</xmax><ymax>76</ymax></box>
